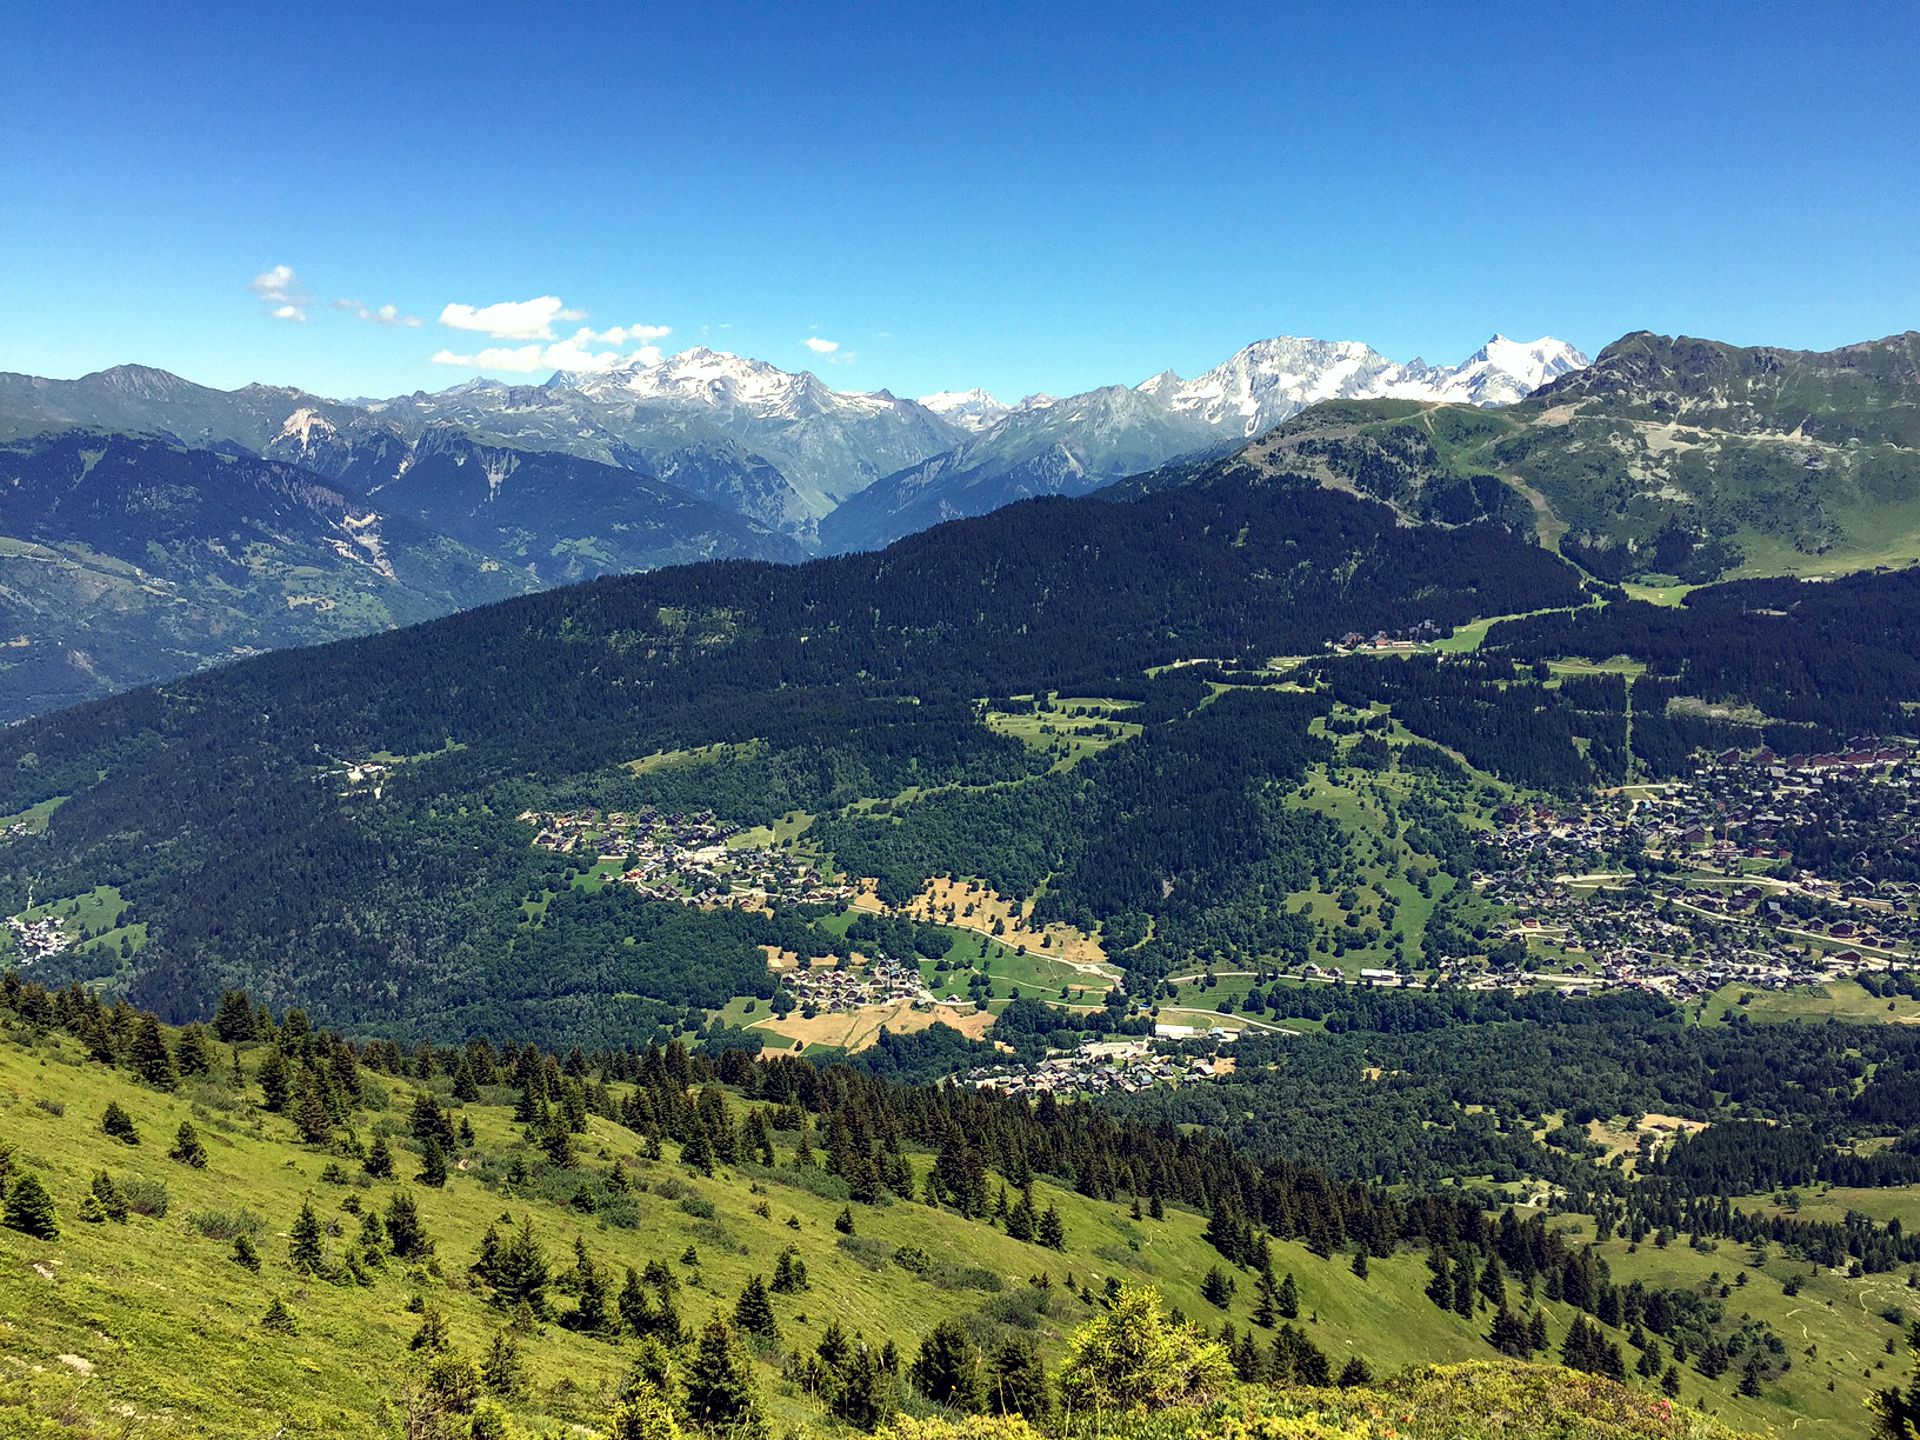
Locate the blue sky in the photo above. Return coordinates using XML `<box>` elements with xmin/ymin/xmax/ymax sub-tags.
<box><xmin>2</xmin><ymin>2</ymin><xmax>1915</xmax><ymax>403</ymax></box>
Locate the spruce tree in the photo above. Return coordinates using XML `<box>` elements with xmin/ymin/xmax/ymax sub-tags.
<box><xmin>260</xmin><ymin>1296</ymin><xmax>299</xmax><ymax>1335</ymax></box>
<box><xmin>1037</xmin><ymin>1203</ymin><xmax>1065</xmax><ymax>1250</ymax></box>
<box><xmin>912</xmin><ymin>1319</ymin><xmax>983</xmax><ymax>1411</ymax></box>
<box><xmin>174</xmin><ymin>1022</ymin><xmax>216</xmax><ymax>1078</ymax></box>
<box><xmin>684</xmin><ymin>1319</ymin><xmax>760</xmax><ymax>1432</ymax></box>
<box><xmin>289</xmin><ymin>1200</ymin><xmax>326</xmax><ymax>1274</ymax></box>
<box><xmin>169</xmin><ymin>1121</ymin><xmax>208</xmax><ymax>1168</ymax></box>
<box><xmin>1201</xmin><ymin>1265</ymin><xmax>1235</xmax><ymax>1308</ymax></box>
<box><xmin>213</xmin><ymin>989</ymin><xmax>258</xmax><ymax>1042</ymax></box>
<box><xmin>1277</xmin><ymin>1271</ymin><xmax>1299</xmax><ymax>1320</ymax></box>
<box><xmin>1338</xmin><ymin>1356</ymin><xmax>1373</xmax><ymax>1388</ymax></box>
<box><xmin>101</xmin><ymin>1100</ymin><xmax>140</xmax><ymax>1145</ymax></box>
<box><xmin>608</xmin><ymin>1383</ymin><xmax>682</xmax><ymax>1440</ymax></box>
<box><xmin>483</xmin><ymin>1329</ymin><xmax>527</xmax><ymax>1398</ymax></box>
<box><xmin>363</xmin><ymin>1133</ymin><xmax>394</xmax><ymax>1179</ymax></box>
<box><xmin>5</xmin><ymin>1172</ymin><xmax>58</xmax><ymax>1239</ymax></box>
<box><xmin>771</xmin><ymin>1245</ymin><xmax>808</xmax><ymax>1293</ymax></box>
<box><xmin>386</xmin><ymin>1191</ymin><xmax>433</xmax><ymax>1259</ymax></box>
<box><xmin>233</xmin><ymin>1233</ymin><xmax>261</xmax><ymax>1271</ymax></box>
<box><xmin>89</xmin><ymin>1170</ymin><xmax>129</xmax><ymax>1223</ymax></box>
<box><xmin>733</xmin><ymin>1273</ymin><xmax>778</xmax><ymax>1338</ymax></box>
<box><xmin>131</xmin><ymin>1015</ymin><xmax>178</xmax><ymax>1090</ymax></box>
<box><xmin>987</xmin><ymin>1336</ymin><xmax>1050</xmax><ymax>1419</ymax></box>
<box><xmin>1350</xmin><ymin>1249</ymin><xmax>1369</xmax><ymax>1280</ymax></box>
<box><xmin>570</xmin><ymin>1239</ymin><xmax>613</xmax><ymax>1334</ymax></box>
<box><xmin>257</xmin><ymin>1049</ymin><xmax>291</xmax><ymax>1112</ymax></box>
<box><xmin>417</xmin><ymin>1138</ymin><xmax>449</xmax><ymax>1188</ymax></box>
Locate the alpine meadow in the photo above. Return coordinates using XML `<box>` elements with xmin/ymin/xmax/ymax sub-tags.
<box><xmin>5</xmin><ymin>8</ymin><xmax>1920</xmax><ymax>1440</ymax></box>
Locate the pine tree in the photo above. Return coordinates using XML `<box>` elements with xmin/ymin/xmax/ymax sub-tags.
<box><xmin>835</xmin><ymin>1205</ymin><xmax>856</xmax><ymax>1235</ymax></box>
<box><xmin>1660</xmin><ymin>1365</ymin><xmax>1681</xmax><ymax>1398</ymax></box>
<box><xmin>131</xmin><ymin>1015</ymin><xmax>178</xmax><ymax>1090</ymax></box>
<box><xmin>734</xmin><ymin>1274</ymin><xmax>779</xmax><ymax>1338</ymax></box>
<box><xmin>4</xmin><ymin>1171</ymin><xmax>58</xmax><ymax>1239</ymax></box>
<box><xmin>289</xmin><ymin>1200</ymin><xmax>326</xmax><ymax>1274</ymax></box>
<box><xmin>684</xmin><ymin>1319</ymin><xmax>761</xmax><ymax>1432</ymax></box>
<box><xmin>417</xmin><ymin>1138</ymin><xmax>449</xmax><ymax>1188</ymax></box>
<box><xmin>260</xmin><ymin>1296</ymin><xmax>299</xmax><ymax>1335</ymax></box>
<box><xmin>233</xmin><ymin>1233</ymin><xmax>261</xmax><ymax>1271</ymax></box>
<box><xmin>169</xmin><ymin>1121</ymin><xmax>208</xmax><ymax>1168</ymax></box>
<box><xmin>911</xmin><ymin>1319</ymin><xmax>982</xmax><ymax>1411</ymax></box>
<box><xmin>101</xmin><ymin>1100</ymin><xmax>140</xmax><ymax>1145</ymax></box>
<box><xmin>1277</xmin><ymin>1271</ymin><xmax>1299</xmax><ymax>1320</ymax></box>
<box><xmin>1338</xmin><ymin>1356</ymin><xmax>1373</xmax><ymax>1388</ymax></box>
<box><xmin>1350</xmin><ymin>1249</ymin><xmax>1369</xmax><ymax>1280</ymax></box>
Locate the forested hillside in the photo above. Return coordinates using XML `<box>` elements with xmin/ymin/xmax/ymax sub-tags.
<box><xmin>0</xmin><ymin>474</ymin><xmax>1582</xmax><ymax>1036</ymax></box>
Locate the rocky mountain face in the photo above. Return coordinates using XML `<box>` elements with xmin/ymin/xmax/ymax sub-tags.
<box><xmin>1532</xmin><ymin>330</ymin><xmax>1920</xmax><ymax>445</ymax></box>
<box><xmin>1121</xmin><ymin>330</ymin><xmax>1920</xmax><ymax>588</ymax></box>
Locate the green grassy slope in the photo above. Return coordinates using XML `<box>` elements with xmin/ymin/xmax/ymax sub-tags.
<box><xmin>0</xmin><ymin>1012</ymin><xmax>1845</xmax><ymax>1440</ymax></box>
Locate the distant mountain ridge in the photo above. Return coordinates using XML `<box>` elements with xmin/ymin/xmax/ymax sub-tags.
<box><xmin>0</xmin><ymin>333</ymin><xmax>1586</xmax><ymax>558</ymax></box>
<box><xmin>823</xmin><ymin>334</ymin><xmax>1587</xmax><ymax>550</ymax></box>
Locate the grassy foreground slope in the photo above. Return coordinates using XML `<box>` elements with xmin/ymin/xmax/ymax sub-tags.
<box><xmin>0</xmin><ymin>1003</ymin><xmax>1783</xmax><ymax>1440</ymax></box>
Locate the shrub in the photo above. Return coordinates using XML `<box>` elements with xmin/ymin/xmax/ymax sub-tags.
<box><xmin>188</xmin><ymin>1208</ymin><xmax>264</xmax><ymax>1241</ymax></box>
<box><xmin>121</xmin><ymin>1176</ymin><xmax>170</xmax><ymax>1218</ymax></box>
<box><xmin>1057</xmin><ymin>1283</ymin><xmax>1232</xmax><ymax>1412</ymax></box>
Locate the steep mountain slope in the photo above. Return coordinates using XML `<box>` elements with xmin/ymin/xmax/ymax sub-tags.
<box><xmin>822</xmin><ymin>336</ymin><xmax>1587</xmax><ymax>553</ymax></box>
<box><xmin>0</xmin><ymin>427</ymin><xmax>798</xmax><ymax>721</ymax></box>
<box><xmin>1177</xmin><ymin>331</ymin><xmax>1920</xmax><ymax>583</ymax></box>
<box><xmin>0</xmin><ymin>431</ymin><xmax>525</xmax><ymax>720</ymax></box>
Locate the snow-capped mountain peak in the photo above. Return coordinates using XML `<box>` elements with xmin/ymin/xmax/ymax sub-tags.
<box><xmin>917</xmin><ymin>388</ymin><xmax>1010</xmax><ymax>433</ymax></box>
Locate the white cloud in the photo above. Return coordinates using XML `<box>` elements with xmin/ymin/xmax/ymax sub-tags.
<box><xmin>250</xmin><ymin>264</ymin><xmax>309</xmax><ymax>322</ymax></box>
<box><xmin>333</xmin><ymin>298</ymin><xmax>423</xmax><ymax>328</ymax></box>
<box><xmin>574</xmin><ymin>322</ymin><xmax>671</xmax><ymax>347</ymax></box>
<box><xmin>804</xmin><ymin>336</ymin><xmax>840</xmax><ymax>354</ymax></box>
<box><xmin>431</xmin><ymin>330</ymin><xmax>664</xmax><ymax>375</ymax></box>
<box><xmin>438</xmin><ymin>296</ymin><xmax>585</xmax><ymax>341</ymax></box>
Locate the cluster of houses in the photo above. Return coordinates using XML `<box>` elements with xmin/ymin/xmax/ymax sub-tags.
<box><xmin>1474</xmin><ymin>742</ymin><xmax>1918</xmax><ymax>1000</ymax></box>
<box><xmin>1329</xmin><ymin>619</ymin><xmax>1443</xmax><ymax>654</ymax></box>
<box><xmin>965</xmin><ymin>1037</ymin><xmax>1230</xmax><ymax>1097</ymax></box>
<box><xmin>520</xmin><ymin>807</ymin><xmax>854</xmax><ymax>912</ymax></box>
<box><xmin>782</xmin><ymin>955</ymin><xmax>930</xmax><ymax>1014</ymax></box>
<box><xmin>6</xmin><ymin>913</ymin><xmax>70</xmax><ymax>966</ymax></box>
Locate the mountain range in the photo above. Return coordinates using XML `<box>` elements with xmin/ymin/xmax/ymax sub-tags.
<box><xmin>10</xmin><ymin>327</ymin><xmax>1920</xmax><ymax>724</ymax></box>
